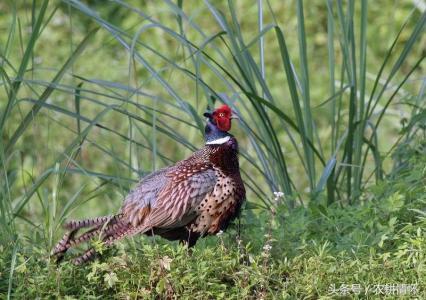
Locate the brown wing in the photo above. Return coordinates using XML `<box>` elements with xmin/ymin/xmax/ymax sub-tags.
<box><xmin>121</xmin><ymin>167</ymin><xmax>173</xmax><ymax>226</ymax></box>
<box><xmin>142</xmin><ymin>163</ymin><xmax>217</xmax><ymax>229</ymax></box>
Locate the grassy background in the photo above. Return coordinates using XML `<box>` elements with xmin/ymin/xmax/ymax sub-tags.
<box><xmin>0</xmin><ymin>0</ymin><xmax>425</xmax><ymax>298</ymax></box>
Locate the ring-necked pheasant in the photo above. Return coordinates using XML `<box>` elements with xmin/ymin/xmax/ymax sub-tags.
<box><xmin>52</xmin><ymin>104</ymin><xmax>246</xmax><ymax>264</ymax></box>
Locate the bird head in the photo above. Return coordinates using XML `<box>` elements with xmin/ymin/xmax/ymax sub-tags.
<box><xmin>203</xmin><ymin>104</ymin><xmax>238</xmax><ymax>132</ymax></box>
<box><xmin>203</xmin><ymin>104</ymin><xmax>238</xmax><ymax>145</ymax></box>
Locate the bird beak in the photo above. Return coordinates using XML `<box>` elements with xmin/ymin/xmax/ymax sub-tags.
<box><xmin>231</xmin><ymin>112</ymin><xmax>239</xmax><ymax>120</ymax></box>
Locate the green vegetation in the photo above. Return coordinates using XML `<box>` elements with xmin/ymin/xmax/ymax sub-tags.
<box><xmin>1</xmin><ymin>140</ymin><xmax>425</xmax><ymax>298</ymax></box>
<box><xmin>0</xmin><ymin>0</ymin><xmax>424</xmax><ymax>298</ymax></box>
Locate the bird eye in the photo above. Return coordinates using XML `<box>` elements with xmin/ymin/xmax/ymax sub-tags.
<box><xmin>219</xmin><ymin>113</ymin><xmax>225</xmax><ymax>117</ymax></box>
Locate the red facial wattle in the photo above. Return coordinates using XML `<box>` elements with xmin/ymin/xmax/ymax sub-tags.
<box><xmin>215</xmin><ymin>116</ymin><xmax>231</xmax><ymax>131</ymax></box>
<box><xmin>213</xmin><ymin>105</ymin><xmax>233</xmax><ymax>132</ymax></box>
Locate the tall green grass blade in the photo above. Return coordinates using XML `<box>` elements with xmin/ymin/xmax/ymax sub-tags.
<box><xmin>324</xmin><ymin>0</ymin><xmax>340</xmax><ymax>203</ymax></box>
<box><xmin>1</xmin><ymin>1</ymin><xmax>17</xmax><ymax>65</ymax></box>
<box><xmin>314</xmin><ymin>157</ymin><xmax>337</xmax><ymax>196</ymax></box>
<box><xmin>364</xmin><ymin>12</ymin><xmax>413</xmax><ymax>119</ymax></box>
<box><xmin>7</xmin><ymin>242</ymin><xmax>18</xmax><ymax>300</ymax></box>
<box><xmin>274</xmin><ymin>26</ymin><xmax>314</xmax><ymax>191</ymax></box>
<box><xmin>364</xmin><ymin>56</ymin><xmax>424</xmax><ymax>184</ymax></box>
<box><xmin>296</xmin><ymin>0</ymin><xmax>316</xmax><ymax>188</ymax></box>
<box><xmin>257</xmin><ymin>0</ymin><xmax>265</xmax><ymax>85</ymax></box>
<box><xmin>5</xmin><ymin>28</ymin><xmax>98</xmax><ymax>156</ymax></box>
<box><xmin>360</xmin><ymin>12</ymin><xmax>425</xmax><ymax>182</ymax></box>
<box><xmin>248</xmin><ymin>93</ymin><xmax>325</xmax><ymax>166</ymax></box>
<box><xmin>74</xmin><ymin>82</ymin><xmax>83</xmax><ymax>145</ymax></box>
<box><xmin>12</xmin><ymin>105</ymin><xmax>115</xmax><ymax>219</ymax></box>
<box><xmin>0</xmin><ymin>0</ymin><xmax>48</xmax><ymax>132</ymax></box>
<box><xmin>326</xmin><ymin>0</ymin><xmax>336</xmax><ymax>149</ymax></box>
<box><xmin>18</xmin><ymin>97</ymin><xmax>178</xmax><ymax>173</ymax></box>
<box><xmin>352</xmin><ymin>0</ymin><xmax>368</xmax><ymax>200</ymax></box>
<box><xmin>335</xmin><ymin>0</ymin><xmax>359</xmax><ymax>203</ymax></box>
<box><xmin>365</xmin><ymin>121</ymin><xmax>382</xmax><ymax>182</ymax></box>
<box><xmin>368</xmin><ymin>11</ymin><xmax>425</xmax><ymax>118</ymax></box>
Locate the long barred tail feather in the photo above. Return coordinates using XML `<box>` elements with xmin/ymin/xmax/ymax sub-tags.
<box><xmin>105</xmin><ymin>223</ymin><xmax>148</xmax><ymax>246</ymax></box>
<box><xmin>52</xmin><ymin>229</ymin><xmax>79</xmax><ymax>263</ymax></box>
<box><xmin>67</xmin><ymin>221</ymin><xmax>128</xmax><ymax>252</ymax></box>
<box><xmin>71</xmin><ymin>223</ymin><xmax>150</xmax><ymax>265</ymax></box>
<box><xmin>52</xmin><ymin>214</ymin><xmax>129</xmax><ymax>264</ymax></box>
<box><xmin>64</xmin><ymin>214</ymin><xmax>123</xmax><ymax>231</ymax></box>
<box><xmin>73</xmin><ymin>248</ymin><xmax>97</xmax><ymax>265</ymax></box>
<box><xmin>52</xmin><ymin>225</ymin><xmax>103</xmax><ymax>256</ymax></box>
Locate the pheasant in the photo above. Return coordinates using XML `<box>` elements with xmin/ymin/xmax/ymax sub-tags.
<box><xmin>52</xmin><ymin>104</ymin><xmax>246</xmax><ymax>264</ymax></box>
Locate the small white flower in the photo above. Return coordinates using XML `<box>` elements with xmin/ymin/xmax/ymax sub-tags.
<box><xmin>273</xmin><ymin>191</ymin><xmax>284</xmax><ymax>198</ymax></box>
<box><xmin>263</xmin><ymin>244</ymin><xmax>272</xmax><ymax>251</ymax></box>
<box><xmin>217</xmin><ymin>230</ymin><xmax>224</xmax><ymax>236</ymax></box>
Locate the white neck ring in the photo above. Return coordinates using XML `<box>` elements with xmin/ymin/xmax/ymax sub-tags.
<box><xmin>205</xmin><ymin>136</ymin><xmax>231</xmax><ymax>145</ymax></box>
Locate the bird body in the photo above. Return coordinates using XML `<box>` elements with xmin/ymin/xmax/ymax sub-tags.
<box><xmin>53</xmin><ymin>105</ymin><xmax>245</xmax><ymax>264</ymax></box>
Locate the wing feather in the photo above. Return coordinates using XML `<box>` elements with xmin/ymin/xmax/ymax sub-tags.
<box><xmin>121</xmin><ymin>162</ymin><xmax>216</xmax><ymax>229</ymax></box>
<box><xmin>143</xmin><ymin>164</ymin><xmax>216</xmax><ymax>229</ymax></box>
<box><xmin>122</xmin><ymin>167</ymin><xmax>173</xmax><ymax>226</ymax></box>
